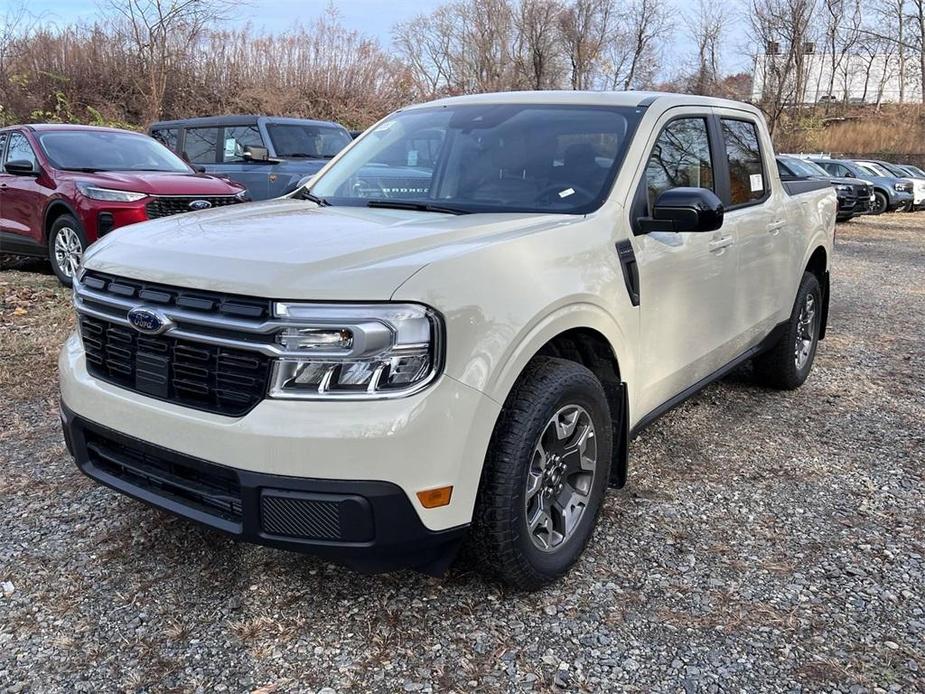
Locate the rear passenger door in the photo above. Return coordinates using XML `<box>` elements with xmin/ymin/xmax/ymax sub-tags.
<box><xmin>629</xmin><ymin>110</ymin><xmax>741</xmax><ymax>418</ymax></box>
<box><xmin>713</xmin><ymin>111</ymin><xmax>791</xmax><ymax>346</ymax></box>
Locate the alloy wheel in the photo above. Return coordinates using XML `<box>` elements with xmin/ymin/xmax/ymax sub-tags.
<box><xmin>54</xmin><ymin>226</ymin><xmax>83</xmax><ymax>279</ymax></box>
<box><xmin>794</xmin><ymin>293</ymin><xmax>817</xmax><ymax>371</ymax></box>
<box><xmin>524</xmin><ymin>405</ymin><xmax>597</xmax><ymax>552</ymax></box>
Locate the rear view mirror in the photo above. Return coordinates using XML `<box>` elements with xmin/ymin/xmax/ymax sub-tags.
<box><xmin>639</xmin><ymin>187</ymin><xmax>724</xmax><ymax>233</ymax></box>
<box><xmin>243</xmin><ymin>145</ymin><xmax>270</xmax><ymax>162</ymax></box>
<box><xmin>4</xmin><ymin>159</ymin><xmax>39</xmax><ymax>176</ymax></box>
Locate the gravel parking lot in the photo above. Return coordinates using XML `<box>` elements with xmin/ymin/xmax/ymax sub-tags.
<box><xmin>1</xmin><ymin>215</ymin><xmax>923</xmax><ymax>693</ymax></box>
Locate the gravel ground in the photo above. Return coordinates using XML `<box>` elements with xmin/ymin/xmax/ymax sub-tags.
<box><xmin>1</xmin><ymin>214</ymin><xmax>923</xmax><ymax>693</ymax></box>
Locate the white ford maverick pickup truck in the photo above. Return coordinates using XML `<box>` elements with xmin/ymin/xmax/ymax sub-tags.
<box><xmin>60</xmin><ymin>92</ymin><xmax>835</xmax><ymax>590</ymax></box>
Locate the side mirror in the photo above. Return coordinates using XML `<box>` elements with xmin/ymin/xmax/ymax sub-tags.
<box><xmin>192</xmin><ymin>164</ymin><xmax>206</xmax><ymax>174</ymax></box>
<box><xmin>639</xmin><ymin>187</ymin><xmax>724</xmax><ymax>233</ymax></box>
<box><xmin>242</xmin><ymin>145</ymin><xmax>270</xmax><ymax>162</ymax></box>
<box><xmin>4</xmin><ymin>159</ymin><xmax>39</xmax><ymax>176</ymax></box>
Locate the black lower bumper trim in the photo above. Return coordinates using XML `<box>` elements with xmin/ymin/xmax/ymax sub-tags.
<box><xmin>60</xmin><ymin>404</ymin><xmax>467</xmax><ymax>575</ymax></box>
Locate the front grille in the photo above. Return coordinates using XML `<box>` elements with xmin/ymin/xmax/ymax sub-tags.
<box><xmin>146</xmin><ymin>195</ymin><xmax>241</xmax><ymax>220</ymax></box>
<box><xmin>84</xmin><ymin>427</ymin><xmax>242</xmax><ymax>521</ymax></box>
<box><xmin>261</xmin><ymin>494</ymin><xmax>343</xmax><ymax>540</ymax></box>
<box><xmin>81</xmin><ymin>271</ymin><xmax>271</xmax><ymax>320</ymax></box>
<box><xmin>80</xmin><ymin>315</ymin><xmax>271</xmax><ymax>416</ymax></box>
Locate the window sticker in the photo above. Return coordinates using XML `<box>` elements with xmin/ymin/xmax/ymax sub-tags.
<box><xmin>750</xmin><ymin>173</ymin><xmax>764</xmax><ymax>192</ymax></box>
<box><xmin>559</xmin><ymin>187</ymin><xmax>575</xmax><ymax>198</ymax></box>
<box><xmin>407</xmin><ymin>150</ymin><xmax>418</xmax><ymax>166</ymax></box>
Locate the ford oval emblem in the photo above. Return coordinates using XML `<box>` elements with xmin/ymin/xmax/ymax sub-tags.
<box><xmin>188</xmin><ymin>199</ymin><xmax>212</xmax><ymax>211</ymax></box>
<box><xmin>127</xmin><ymin>307</ymin><xmax>172</xmax><ymax>335</ymax></box>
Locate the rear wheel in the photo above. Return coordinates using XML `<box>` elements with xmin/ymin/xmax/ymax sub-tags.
<box><xmin>469</xmin><ymin>357</ymin><xmax>613</xmax><ymax>591</ymax></box>
<box><xmin>753</xmin><ymin>272</ymin><xmax>822</xmax><ymax>390</ymax></box>
<box><xmin>47</xmin><ymin>215</ymin><xmax>86</xmax><ymax>287</ymax></box>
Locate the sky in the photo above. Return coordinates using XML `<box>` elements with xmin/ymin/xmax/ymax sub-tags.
<box><xmin>1</xmin><ymin>0</ymin><xmax>751</xmax><ymax>73</ymax></box>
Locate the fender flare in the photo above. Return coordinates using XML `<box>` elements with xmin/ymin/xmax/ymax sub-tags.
<box><xmin>43</xmin><ymin>198</ymin><xmax>83</xmax><ymax>244</ymax></box>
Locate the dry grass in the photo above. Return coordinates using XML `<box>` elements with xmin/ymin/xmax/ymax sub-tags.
<box><xmin>0</xmin><ymin>257</ymin><xmax>73</xmax><ymax>401</ymax></box>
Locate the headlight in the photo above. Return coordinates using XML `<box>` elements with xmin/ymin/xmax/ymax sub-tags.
<box><xmin>234</xmin><ymin>189</ymin><xmax>250</xmax><ymax>201</ymax></box>
<box><xmin>268</xmin><ymin>302</ymin><xmax>443</xmax><ymax>399</ymax></box>
<box><xmin>77</xmin><ymin>184</ymin><xmax>147</xmax><ymax>202</ymax></box>
<box><xmin>835</xmin><ymin>184</ymin><xmax>851</xmax><ymax>192</ymax></box>
<box><xmin>894</xmin><ymin>182</ymin><xmax>909</xmax><ymax>192</ymax></box>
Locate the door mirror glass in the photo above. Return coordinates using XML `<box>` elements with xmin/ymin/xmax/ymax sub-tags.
<box><xmin>4</xmin><ymin>159</ymin><xmax>39</xmax><ymax>176</ymax></box>
<box><xmin>242</xmin><ymin>145</ymin><xmax>270</xmax><ymax>162</ymax></box>
<box><xmin>639</xmin><ymin>187</ymin><xmax>724</xmax><ymax>233</ymax></box>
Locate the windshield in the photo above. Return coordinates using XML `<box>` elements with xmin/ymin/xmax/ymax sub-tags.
<box><xmin>267</xmin><ymin>124</ymin><xmax>352</xmax><ymax>159</ymax></box>
<box><xmin>905</xmin><ymin>165</ymin><xmax>925</xmax><ymax>177</ymax></box>
<box><xmin>857</xmin><ymin>161</ymin><xmax>890</xmax><ymax>177</ymax></box>
<box><xmin>310</xmin><ymin>104</ymin><xmax>638</xmax><ymax>214</ymax></box>
<box><xmin>782</xmin><ymin>157</ymin><xmax>828</xmax><ymax>177</ymax></box>
<box><xmin>38</xmin><ymin>130</ymin><xmax>191</xmax><ymax>172</ymax></box>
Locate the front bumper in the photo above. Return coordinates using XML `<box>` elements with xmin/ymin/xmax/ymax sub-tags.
<box><xmin>61</xmin><ymin>405</ymin><xmax>466</xmax><ymax>574</ymax></box>
<box><xmin>59</xmin><ymin>331</ymin><xmax>501</xmax><ymax>572</ymax></box>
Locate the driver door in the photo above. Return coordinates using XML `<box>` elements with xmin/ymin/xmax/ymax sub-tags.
<box><xmin>628</xmin><ymin>110</ymin><xmax>740</xmax><ymax>418</ymax></box>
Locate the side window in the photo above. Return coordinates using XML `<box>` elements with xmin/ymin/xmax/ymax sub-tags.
<box><xmin>222</xmin><ymin>125</ymin><xmax>264</xmax><ymax>163</ymax></box>
<box><xmin>184</xmin><ymin>127</ymin><xmax>219</xmax><ymax>164</ymax></box>
<box><xmin>721</xmin><ymin>119</ymin><xmax>765</xmax><ymax>206</ymax></box>
<box><xmin>6</xmin><ymin>132</ymin><xmax>37</xmax><ymax>166</ymax></box>
<box><xmin>151</xmin><ymin>127</ymin><xmax>178</xmax><ymax>152</ymax></box>
<box><xmin>644</xmin><ymin>117</ymin><xmax>713</xmax><ymax>210</ymax></box>
<box><xmin>0</xmin><ymin>133</ymin><xmax>7</xmax><ymax>161</ymax></box>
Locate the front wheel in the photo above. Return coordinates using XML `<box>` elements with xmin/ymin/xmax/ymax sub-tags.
<box><xmin>753</xmin><ymin>272</ymin><xmax>822</xmax><ymax>390</ymax></box>
<box><xmin>469</xmin><ymin>357</ymin><xmax>613</xmax><ymax>591</ymax></box>
<box><xmin>47</xmin><ymin>215</ymin><xmax>86</xmax><ymax>287</ymax></box>
<box><xmin>871</xmin><ymin>190</ymin><xmax>888</xmax><ymax>215</ymax></box>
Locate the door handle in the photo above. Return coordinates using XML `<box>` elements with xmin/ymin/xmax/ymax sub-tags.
<box><xmin>768</xmin><ymin>220</ymin><xmax>785</xmax><ymax>235</ymax></box>
<box><xmin>709</xmin><ymin>236</ymin><xmax>734</xmax><ymax>253</ymax></box>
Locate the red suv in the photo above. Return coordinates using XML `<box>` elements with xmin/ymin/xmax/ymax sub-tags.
<box><xmin>0</xmin><ymin>124</ymin><xmax>247</xmax><ymax>285</ymax></box>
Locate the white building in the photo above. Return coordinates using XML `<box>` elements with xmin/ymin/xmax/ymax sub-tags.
<box><xmin>752</xmin><ymin>50</ymin><xmax>924</xmax><ymax>105</ymax></box>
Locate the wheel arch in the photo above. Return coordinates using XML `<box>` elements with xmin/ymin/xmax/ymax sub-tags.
<box><xmin>43</xmin><ymin>199</ymin><xmax>82</xmax><ymax>244</ymax></box>
<box><xmin>804</xmin><ymin>245</ymin><xmax>830</xmax><ymax>340</ymax></box>
<box><xmin>487</xmin><ymin>307</ymin><xmax>632</xmax><ymax>490</ymax></box>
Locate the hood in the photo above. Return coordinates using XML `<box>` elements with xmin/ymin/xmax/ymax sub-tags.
<box><xmin>827</xmin><ymin>176</ymin><xmax>872</xmax><ymax>187</ymax></box>
<box><xmin>82</xmin><ymin>199</ymin><xmax>579</xmax><ymax>300</ymax></box>
<box><xmin>65</xmin><ymin>170</ymin><xmax>244</xmax><ymax>195</ymax></box>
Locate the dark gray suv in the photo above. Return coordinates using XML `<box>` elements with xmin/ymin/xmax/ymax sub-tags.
<box><xmin>149</xmin><ymin>115</ymin><xmax>352</xmax><ymax>200</ymax></box>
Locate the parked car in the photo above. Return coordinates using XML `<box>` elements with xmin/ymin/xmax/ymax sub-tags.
<box><xmin>776</xmin><ymin>155</ymin><xmax>873</xmax><ymax>221</ymax></box>
<box><xmin>149</xmin><ymin>115</ymin><xmax>352</xmax><ymax>200</ymax></box>
<box><xmin>0</xmin><ymin>124</ymin><xmax>247</xmax><ymax>285</ymax></box>
<box><xmin>61</xmin><ymin>92</ymin><xmax>836</xmax><ymax>589</ymax></box>
<box><xmin>897</xmin><ymin>163</ymin><xmax>925</xmax><ymax>179</ymax></box>
<box><xmin>808</xmin><ymin>157</ymin><xmax>914</xmax><ymax>214</ymax></box>
<box><xmin>852</xmin><ymin>159</ymin><xmax>925</xmax><ymax>210</ymax></box>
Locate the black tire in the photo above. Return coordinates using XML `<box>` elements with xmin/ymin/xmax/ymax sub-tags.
<box><xmin>753</xmin><ymin>272</ymin><xmax>822</xmax><ymax>390</ymax></box>
<box><xmin>47</xmin><ymin>214</ymin><xmax>86</xmax><ymax>287</ymax></box>
<box><xmin>468</xmin><ymin>357</ymin><xmax>613</xmax><ymax>591</ymax></box>
<box><xmin>872</xmin><ymin>190</ymin><xmax>888</xmax><ymax>215</ymax></box>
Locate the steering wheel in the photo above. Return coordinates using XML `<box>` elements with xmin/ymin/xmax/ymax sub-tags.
<box><xmin>534</xmin><ymin>183</ymin><xmax>596</xmax><ymax>205</ymax></box>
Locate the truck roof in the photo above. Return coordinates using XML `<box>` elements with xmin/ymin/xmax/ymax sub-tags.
<box><xmin>148</xmin><ymin>115</ymin><xmax>346</xmax><ymax>130</ymax></box>
<box><xmin>407</xmin><ymin>90</ymin><xmax>763</xmax><ymax>116</ymax></box>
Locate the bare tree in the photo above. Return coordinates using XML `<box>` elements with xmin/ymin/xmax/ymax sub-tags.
<box><xmin>106</xmin><ymin>0</ymin><xmax>236</xmax><ymax>122</ymax></box>
<box><xmin>558</xmin><ymin>0</ymin><xmax>613</xmax><ymax>89</ymax></box>
<box><xmin>747</xmin><ymin>0</ymin><xmax>818</xmax><ymax>133</ymax></box>
<box><xmin>687</xmin><ymin>0</ymin><xmax>727</xmax><ymax>94</ymax></box>
<box><xmin>512</xmin><ymin>0</ymin><xmax>565</xmax><ymax>88</ymax></box>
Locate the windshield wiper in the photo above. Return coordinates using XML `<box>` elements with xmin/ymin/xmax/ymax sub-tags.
<box><xmin>62</xmin><ymin>167</ymin><xmax>104</xmax><ymax>173</ymax></box>
<box><xmin>366</xmin><ymin>199</ymin><xmax>471</xmax><ymax>215</ymax></box>
<box><xmin>300</xmin><ymin>190</ymin><xmax>329</xmax><ymax>206</ymax></box>
<box><xmin>283</xmin><ymin>153</ymin><xmax>324</xmax><ymax>159</ymax></box>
